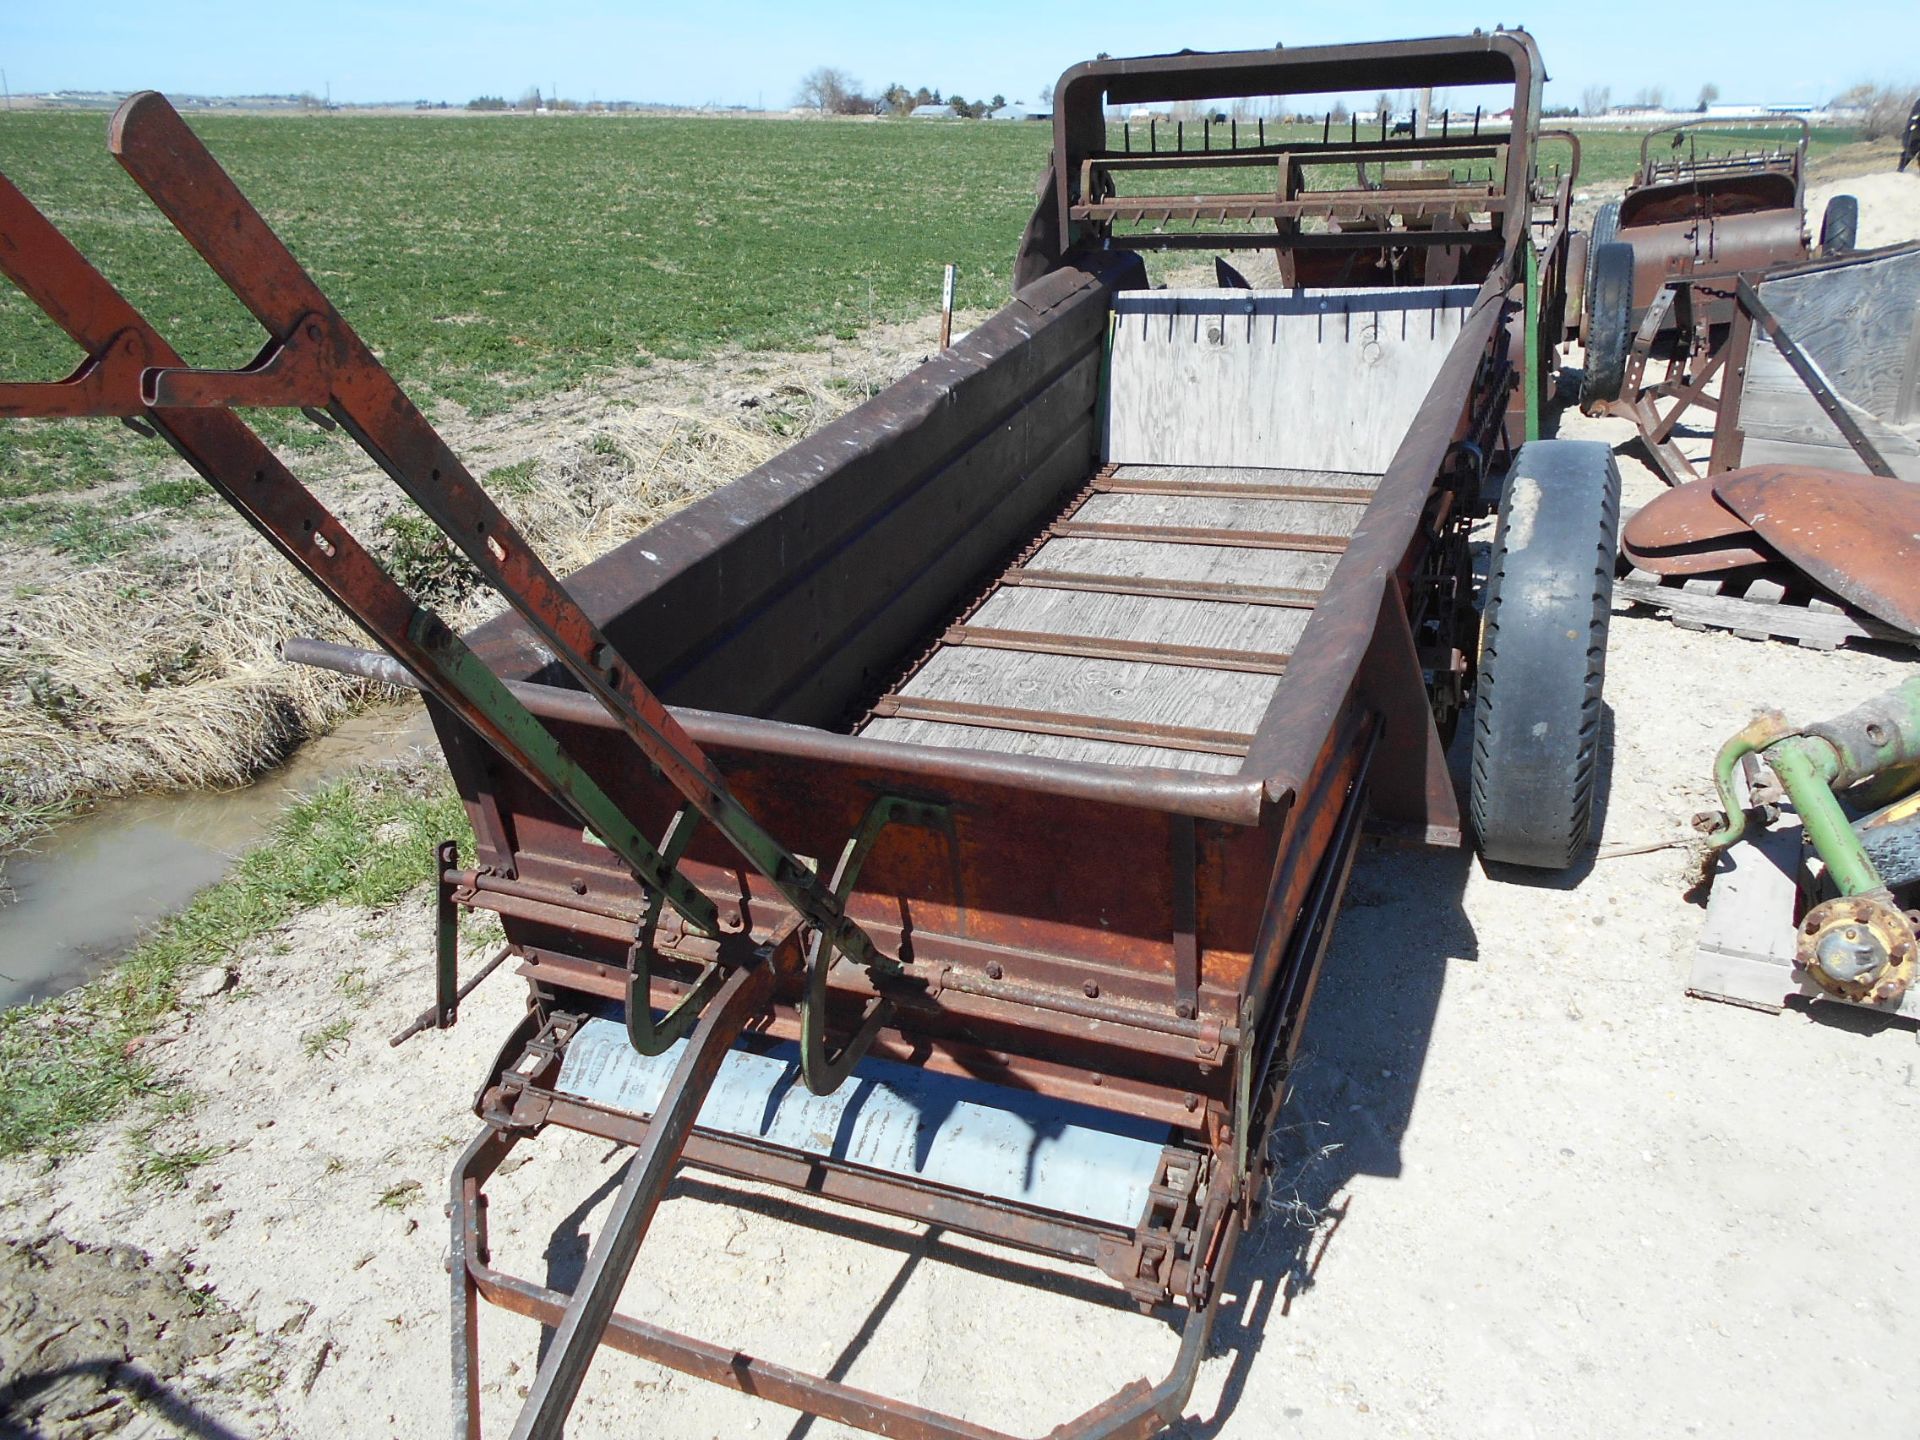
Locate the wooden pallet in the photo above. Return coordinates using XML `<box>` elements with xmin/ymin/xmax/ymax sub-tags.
<box><xmin>1618</xmin><ymin>566</ymin><xmax>1918</xmax><ymax>652</ymax></box>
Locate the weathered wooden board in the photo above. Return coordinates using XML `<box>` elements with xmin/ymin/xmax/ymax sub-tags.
<box><xmin>1738</xmin><ymin>337</ymin><xmax>1920</xmax><ymax>480</ymax></box>
<box><xmin>1736</xmin><ymin>247</ymin><xmax>1920</xmax><ymax>480</ymax></box>
<box><xmin>1025</xmin><ymin>536</ymin><xmax>1343</xmax><ymax>590</ymax></box>
<box><xmin>968</xmin><ymin>586</ymin><xmax>1313</xmax><ymax>655</ymax></box>
<box><xmin>1108</xmin><ymin>462</ymin><xmax>1383</xmax><ymax>492</ymax></box>
<box><xmin>1070</xmin><ymin>492</ymin><xmax>1365</xmax><ymax>537</ymax></box>
<box><xmin>1105</xmin><ymin>285</ymin><xmax>1476</xmax><ymax>472</ymax></box>
<box><xmin>1617</xmin><ymin>569</ymin><xmax>1918</xmax><ymax>650</ymax></box>
<box><xmin>1689</xmin><ymin>768</ymin><xmax>1804</xmax><ymax>1012</ymax></box>
<box><xmin>1755</xmin><ymin>246</ymin><xmax>1920</xmax><ymax>421</ymax></box>
<box><xmin>856</xmin><ymin>717</ymin><xmax>1245</xmax><ymax>774</ymax></box>
<box><xmin>894</xmin><ymin>649</ymin><xmax>1280</xmax><ymax>734</ymax></box>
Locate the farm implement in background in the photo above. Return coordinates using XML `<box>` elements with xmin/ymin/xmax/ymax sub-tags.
<box><xmin>1692</xmin><ymin>675</ymin><xmax>1920</xmax><ymax>1019</ymax></box>
<box><xmin>1575</xmin><ymin>117</ymin><xmax>1858</xmax><ymax>412</ymax></box>
<box><xmin>0</xmin><ymin>32</ymin><xmax>1615</xmax><ymax>1438</ymax></box>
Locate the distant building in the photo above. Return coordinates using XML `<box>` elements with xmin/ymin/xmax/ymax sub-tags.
<box><xmin>988</xmin><ymin>101</ymin><xmax>1051</xmax><ymax>122</ymax></box>
<box><xmin>909</xmin><ymin>103</ymin><xmax>954</xmax><ymax>119</ymax></box>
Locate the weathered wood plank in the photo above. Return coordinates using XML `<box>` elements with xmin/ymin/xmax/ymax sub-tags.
<box><xmin>1753</xmin><ymin>247</ymin><xmax>1920</xmax><ymax>420</ymax></box>
<box><xmin>895</xmin><ymin>648</ymin><xmax>1281</xmax><ymax>736</ymax></box>
<box><xmin>1739</xmin><ymin>337</ymin><xmax>1920</xmax><ymax>481</ymax></box>
<box><xmin>1027</xmin><ymin>536</ymin><xmax>1343</xmax><ymax>591</ymax></box>
<box><xmin>856</xmin><ymin>717</ymin><xmax>1245</xmax><ymax>774</ymax></box>
<box><xmin>1617</xmin><ymin>574</ymin><xmax>1916</xmax><ymax>648</ymax></box>
<box><xmin>1071</xmin><ymin>492</ymin><xmax>1366</xmax><ymax>537</ymax></box>
<box><xmin>1736</xmin><ymin>248</ymin><xmax>1920</xmax><ymax>480</ymax></box>
<box><xmin>1105</xmin><ymin>285</ymin><xmax>1475</xmax><ymax>472</ymax></box>
<box><xmin>1675</xmin><ymin>576</ymin><xmax>1724</xmax><ymax>633</ymax></box>
<box><xmin>1107</xmin><ymin>462</ymin><xmax>1383</xmax><ymax>498</ymax></box>
<box><xmin>1732</xmin><ymin>577</ymin><xmax>1785</xmax><ymax>642</ymax></box>
<box><xmin>969</xmin><ymin>586</ymin><xmax>1313</xmax><ymax>656</ymax></box>
<box><xmin>1691</xmin><ymin>764</ymin><xmax>1803</xmax><ymax>1013</ymax></box>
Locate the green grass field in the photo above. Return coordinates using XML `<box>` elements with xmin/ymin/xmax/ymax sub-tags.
<box><xmin>0</xmin><ymin>110</ymin><xmax>1859</xmax><ymax>545</ymax></box>
<box><xmin>0</xmin><ymin>111</ymin><xmax>1059</xmax><ymax>537</ymax></box>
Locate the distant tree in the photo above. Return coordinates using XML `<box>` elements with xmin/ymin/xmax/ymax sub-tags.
<box><xmin>1833</xmin><ymin>82</ymin><xmax>1920</xmax><ymax>139</ymax></box>
<box><xmin>882</xmin><ymin>82</ymin><xmax>913</xmax><ymax>113</ymax></box>
<box><xmin>794</xmin><ymin>66</ymin><xmax>858</xmax><ymax>114</ymax></box>
<box><xmin>1329</xmin><ymin>101</ymin><xmax>1350</xmax><ymax>123</ymax></box>
<box><xmin>990</xmin><ymin>93</ymin><xmax>1006</xmax><ymax>110</ymax></box>
<box><xmin>1633</xmin><ymin>85</ymin><xmax>1665</xmax><ymax>110</ymax></box>
<box><xmin>948</xmin><ymin>93</ymin><xmax>969</xmax><ymax>117</ymax></box>
<box><xmin>518</xmin><ymin>87</ymin><xmax>542</xmax><ymax>111</ymax></box>
<box><xmin>1580</xmin><ymin>85</ymin><xmax>1611</xmax><ymax>117</ymax></box>
<box><xmin>1039</xmin><ymin>82</ymin><xmax>1054</xmax><ymax>105</ymax></box>
<box><xmin>467</xmin><ymin>95</ymin><xmax>509</xmax><ymax>111</ymax></box>
<box><xmin>912</xmin><ymin>86</ymin><xmax>934</xmax><ymax>107</ymax></box>
<box><xmin>1372</xmin><ymin>91</ymin><xmax>1392</xmax><ymax>119</ymax></box>
<box><xmin>1697</xmin><ymin>82</ymin><xmax>1719</xmax><ymax>112</ymax></box>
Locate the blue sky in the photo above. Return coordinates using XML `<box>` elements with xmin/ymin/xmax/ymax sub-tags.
<box><xmin>5</xmin><ymin>1</ymin><xmax>1915</xmax><ymax>110</ymax></box>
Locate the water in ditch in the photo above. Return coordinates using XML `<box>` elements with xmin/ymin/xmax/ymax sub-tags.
<box><xmin>0</xmin><ymin>701</ymin><xmax>434</xmax><ymax>1011</ymax></box>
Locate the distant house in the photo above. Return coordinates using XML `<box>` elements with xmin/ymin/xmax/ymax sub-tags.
<box><xmin>988</xmin><ymin>101</ymin><xmax>1051</xmax><ymax>122</ymax></box>
<box><xmin>909</xmin><ymin>104</ymin><xmax>953</xmax><ymax>119</ymax></box>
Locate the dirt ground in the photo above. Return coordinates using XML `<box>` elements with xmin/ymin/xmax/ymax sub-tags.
<box><xmin>4</xmin><ymin>176</ymin><xmax>1920</xmax><ymax>1440</ymax></box>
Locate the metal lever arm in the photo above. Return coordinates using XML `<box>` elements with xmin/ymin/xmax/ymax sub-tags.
<box><xmin>0</xmin><ymin>171</ymin><xmax>715</xmax><ymax>935</ymax></box>
<box><xmin>106</xmin><ymin>90</ymin><xmax>892</xmax><ymax>994</ymax></box>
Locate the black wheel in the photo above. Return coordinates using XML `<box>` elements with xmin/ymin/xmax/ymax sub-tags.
<box><xmin>1820</xmin><ymin>194</ymin><xmax>1859</xmax><ymax>257</ymax></box>
<box><xmin>1581</xmin><ymin>202</ymin><xmax>1620</xmax><ymax>341</ymax></box>
<box><xmin>1471</xmin><ymin>440</ymin><xmax>1621</xmax><ymax>870</ymax></box>
<box><xmin>1578</xmin><ymin>241</ymin><xmax>1634</xmax><ymax>413</ymax></box>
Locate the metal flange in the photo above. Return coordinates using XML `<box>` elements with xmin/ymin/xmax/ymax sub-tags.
<box><xmin>1794</xmin><ymin>892</ymin><xmax>1919</xmax><ymax>1006</ymax></box>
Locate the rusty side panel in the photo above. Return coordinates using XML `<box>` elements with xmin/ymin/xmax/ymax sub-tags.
<box><xmin>460</xmin><ymin>256</ymin><xmax>1135</xmax><ymax>725</ymax></box>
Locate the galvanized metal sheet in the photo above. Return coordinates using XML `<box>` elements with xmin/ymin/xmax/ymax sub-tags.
<box><xmin>1714</xmin><ymin>466</ymin><xmax>1920</xmax><ymax>634</ymax></box>
<box><xmin>555</xmin><ymin>1016</ymin><xmax>1169</xmax><ymax>1228</ymax></box>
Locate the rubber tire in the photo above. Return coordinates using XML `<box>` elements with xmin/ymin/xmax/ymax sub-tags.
<box><xmin>1578</xmin><ymin>242</ymin><xmax>1634</xmax><ymax>413</ymax></box>
<box><xmin>1471</xmin><ymin>440</ymin><xmax>1621</xmax><ymax>870</ymax></box>
<box><xmin>1582</xmin><ymin>201</ymin><xmax>1620</xmax><ymax>340</ymax></box>
<box><xmin>1820</xmin><ymin>194</ymin><xmax>1859</xmax><ymax>257</ymax></box>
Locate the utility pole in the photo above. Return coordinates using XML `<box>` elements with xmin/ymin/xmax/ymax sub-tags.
<box><xmin>2</xmin><ymin>70</ymin><xmax>11</xmax><ymax>112</ymax></box>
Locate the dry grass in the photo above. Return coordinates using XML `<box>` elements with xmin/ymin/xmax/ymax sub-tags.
<box><xmin>0</xmin><ymin>554</ymin><xmax>366</xmax><ymax>852</ymax></box>
<box><xmin>0</xmin><ymin>328</ymin><xmax>942</xmax><ymax>856</ymax></box>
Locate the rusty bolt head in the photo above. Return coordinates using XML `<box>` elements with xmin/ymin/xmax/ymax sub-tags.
<box><xmin>1083</xmin><ymin>980</ymin><xmax>1101</xmax><ymax>999</ymax></box>
<box><xmin>570</xmin><ymin>877</ymin><xmax>588</xmax><ymax>895</ymax></box>
<box><xmin>1176</xmin><ymin>1001</ymin><xmax>1195</xmax><ymax>1019</ymax></box>
<box><xmin>1183</xmin><ymin>1093</ymin><xmax>1200</xmax><ymax>1112</ymax></box>
<box><xmin>985</xmin><ymin>961</ymin><xmax>1003</xmax><ymax>980</ymax></box>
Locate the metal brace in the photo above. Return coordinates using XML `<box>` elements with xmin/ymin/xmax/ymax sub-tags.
<box><xmin>798</xmin><ymin>795</ymin><xmax>949</xmax><ymax>1095</ymax></box>
<box><xmin>626</xmin><ymin>807</ymin><xmax>723</xmax><ymax>1057</ymax></box>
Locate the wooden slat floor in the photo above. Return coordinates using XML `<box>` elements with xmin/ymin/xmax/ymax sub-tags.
<box><xmin>857</xmin><ymin>463</ymin><xmax>1377</xmax><ymax>772</ymax></box>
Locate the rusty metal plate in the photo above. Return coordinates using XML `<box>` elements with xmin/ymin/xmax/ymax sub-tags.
<box><xmin>1620</xmin><ymin>534</ymin><xmax>1775</xmax><ymax>577</ymax></box>
<box><xmin>1715</xmin><ymin>466</ymin><xmax>1920</xmax><ymax>634</ymax></box>
<box><xmin>1621</xmin><ymin>478</ymin><xmax>1772</xmax><ymax>577</ymax></box>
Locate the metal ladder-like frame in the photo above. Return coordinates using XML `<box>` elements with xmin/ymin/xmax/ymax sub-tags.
<box><xmin>0</xmin><ymin>93</ymin><xmax>901</xmax><ymax>1440</ymax></box>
